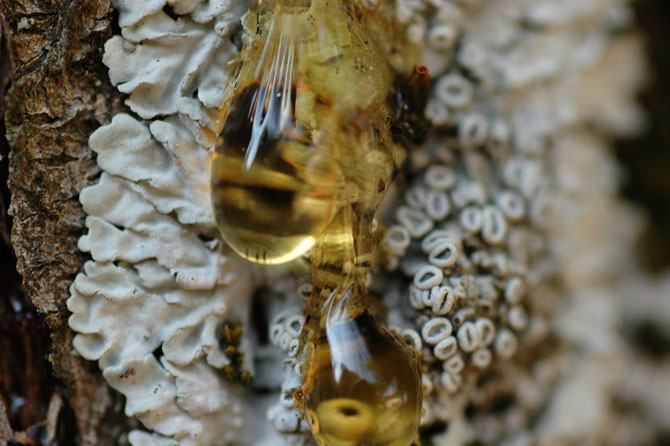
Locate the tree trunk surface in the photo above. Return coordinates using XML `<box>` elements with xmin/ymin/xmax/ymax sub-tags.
<box><xmin>0</xmin><ymin>1</ymin><xmax>132</xmax><ymax>444</ymax></box>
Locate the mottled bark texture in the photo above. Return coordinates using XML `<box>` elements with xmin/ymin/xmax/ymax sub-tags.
<box><xmin>1</xmin><ymin>1</ymin><xmax>130</xmax><ymax>445</ymax></box>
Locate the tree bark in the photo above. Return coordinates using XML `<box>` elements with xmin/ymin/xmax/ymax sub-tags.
<box><xmin>1</xmin><ymin>1</ymin><xmax>132</xmax><ymax>444</ymax></box>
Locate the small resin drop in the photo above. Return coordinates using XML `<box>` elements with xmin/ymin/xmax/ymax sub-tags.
<box><xmin>301</xmin><ymin>284</ymin><xmax>422</xmax><ymax>446</ymax></box>
<box><xmin>211</xmin><ymin>0</ymin><xmax>397</xmax><ymax>264</ymax></box>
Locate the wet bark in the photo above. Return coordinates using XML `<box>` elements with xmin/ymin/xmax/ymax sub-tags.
<box><xmin>0</xmin><ymin>1</ymin><xmax>132</xmax><ymax>445</ymax></box>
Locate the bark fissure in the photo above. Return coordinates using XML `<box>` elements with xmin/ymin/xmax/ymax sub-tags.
<box><xmin>1</xmin><ymin>1</ymin><xmax>131</xmax><ymax>444</ymax></box>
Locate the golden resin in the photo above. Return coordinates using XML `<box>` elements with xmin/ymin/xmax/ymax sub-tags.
<box><xmin>211</xmin><ymin>0</ymin><xmax>401</xmax><ymax>264</ymax></box>
<box><xmin>211</xmin><ymin>0</ymin><xmax>422</xmax><ymax>444</ymax></box>
<box><xmin>298</xmin><ymin>198</ymin><xmax>422</xmax><ymax>446</ymax></box>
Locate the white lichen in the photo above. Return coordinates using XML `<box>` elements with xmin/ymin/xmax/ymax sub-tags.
<box><xmin>67</xmin><ymin>1</ymin><xmax>258</xmax><ymax>445</ymax></box>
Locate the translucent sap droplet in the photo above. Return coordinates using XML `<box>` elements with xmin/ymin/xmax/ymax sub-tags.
<box><xmin>302</xmin><ymin>285</ymin><xmax>422</xmax><ymax>446</ymax></box>
<box><xmin>211</xmin><ymin>0</ymin><xmax>402</xmax><ymax>265</ymax></box>
<box><xmin>211</xmin><ymin>1</ymin><xmax>340</xmax><ymax>264</ymax></box>
<box><xmin>210</xmin><ymin>81</ymin><xmax>334</xmax><ymax>263</ymax></box>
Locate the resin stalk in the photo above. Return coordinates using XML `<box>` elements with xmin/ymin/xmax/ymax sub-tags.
<box><xmin>210</xmin><ymin>0</ymin><xmax>422</xmax><ymax>444</ymax></box>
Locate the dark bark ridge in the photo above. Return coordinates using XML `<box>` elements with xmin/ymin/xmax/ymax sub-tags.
<box><xmin>1</xmin><ymin>1</ymin><xmax>131</xmax><ymax>444</ymax></box>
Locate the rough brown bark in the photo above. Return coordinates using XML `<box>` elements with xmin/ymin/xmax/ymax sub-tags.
<box><xmin>1</xmin><ymin>1</ymin><xmax>130</xmax><ymax>444</ymax></box>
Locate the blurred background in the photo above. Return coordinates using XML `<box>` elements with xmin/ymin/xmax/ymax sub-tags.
<box><xmin>614</xmin><ymin>0</ymin><xmax>670</xmax><ymax>272</ymax></box>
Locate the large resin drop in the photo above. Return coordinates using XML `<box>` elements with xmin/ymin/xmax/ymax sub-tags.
<box><xmin>210</xmin><ymin>79</ymin><xmax>334</xmax><ymax>264</ymax></box>
<box><xmin>211</xmin><ymin>0</ymin><xmax>396</xmax><ymax>264</ymax></box>
<box><xmin>301</xmin><ymin>284</ymin><xmax>422</xmax><ymax>446</ymax></box>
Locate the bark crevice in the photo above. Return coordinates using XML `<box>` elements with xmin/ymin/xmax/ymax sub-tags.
<box><xmin>1</xmin><ymin>1</ymin><xmax>131</xmax><ymax>444</ymax></box>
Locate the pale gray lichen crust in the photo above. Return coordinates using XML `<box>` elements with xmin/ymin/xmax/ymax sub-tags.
<box><xmin>67</xmin><ymin>1</ymin><xmax>256</xmax><ymax>445</ymax></box>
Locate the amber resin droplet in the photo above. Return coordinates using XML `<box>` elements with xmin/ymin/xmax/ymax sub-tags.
<box><xmin>301</xmin><ymin>284</ymin><xmax>422</xmax><ymax>446</ymax></box>
<box><xmin>298</xmin><ymin>122</ymin><xmax>422</xmax><ymax>444</ymax></box>
<box><xmin>211</xmin><ymin>0</ymin><xmax>400</xmax><ymax>264</ymax></box>
<box><xmin>211</xmin><ymin>0</ymin><xmax>334</xmax><ymax>264</ymax></box>
<box><xmin>210</xmin><ymin>78</ymin><xmax>334</xmax><ymax>264</ymax></box>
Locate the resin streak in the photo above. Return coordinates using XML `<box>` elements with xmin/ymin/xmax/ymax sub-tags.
<box><xmin>211</xmin><ymin>0</ymin><xmax>422</xmax><ymax>444</ymax></box>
